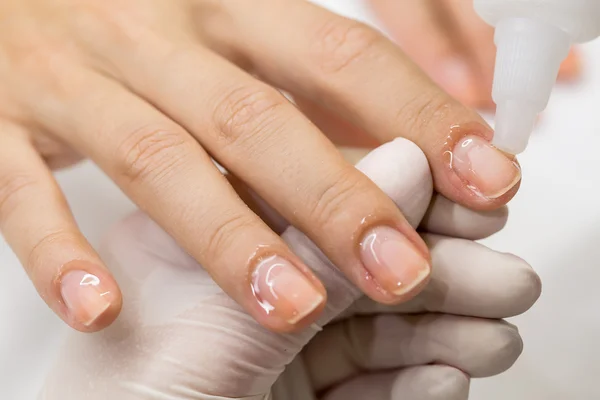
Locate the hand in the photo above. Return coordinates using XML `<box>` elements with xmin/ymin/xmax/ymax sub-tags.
<box><xmin>368</xmin><ymin>0</ymin><xmax>582</xmax><ymax>109</ymax></box>
<box><xmin>41</xmin><ymin>139</ymin><xmax>540</xmax><ymax>400</ymax></box>
<box><xmin>0</xmin><ymin>0</ymin><xmax>521</xmax><ymax>334</ymax></box>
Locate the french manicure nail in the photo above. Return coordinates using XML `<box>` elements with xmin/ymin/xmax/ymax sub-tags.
<box><xmin>452</xmin><ymin>135</ymin><xmax>521</xmax><ymax>199</ymax></box>
<box><xmin>360</xmin><ymin>226</ymin><xmax>430</xmax><ymax>296</ymax></box>
<box><xmin>60</xmin><ymin>270</ymin><xmax>112</xmax><ymax>326</ymax></box>
<box><xmin>251</xmin><ymin>255</ymin><xmax>324</xmax><ymax>324</ymax></box>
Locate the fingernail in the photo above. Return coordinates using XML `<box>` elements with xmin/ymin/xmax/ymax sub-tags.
<box><xmin>60</xmin><ymin>270</ymin><xmax>112</xmax><ymax>326</ymax></box>
<box><xmin>452</xmin><ymin>135</ymin><xmax>521</xmax><ymax>199</ymax></box>
<box><xmin>360</xmin><ymin>226</ymin><xmax>430</xmax><ymax>296</ymax></box>
<box><xmin>251</xmin><ymin>255</ymin><xmax>324</xmax><ymax>325</ymax></box>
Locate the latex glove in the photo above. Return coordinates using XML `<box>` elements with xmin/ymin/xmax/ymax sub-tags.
<box><xmin>0</xmin><ymin>0</ymin><xmax>522</xmax><ymax>334</ymax></box>
<box><xmin>40</xmin><ymin>139</ymin><xmax>540</xmax><ymax>400</ymax></box>
<box><xmin>367</xmin><ymin>0</ymin><xmax>581</xmax><ymax>109</ymax></box>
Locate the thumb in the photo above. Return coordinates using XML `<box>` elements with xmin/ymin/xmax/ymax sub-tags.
<box><xmin>41</xmin><ymin>139</ymin><xmax>432</xmax><ymax>400</ymax></box>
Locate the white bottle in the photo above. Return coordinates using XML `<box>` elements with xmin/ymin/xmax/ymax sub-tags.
<box><xmin>473</xmin><ymin>0</ymin><xmax>600</xmax><ymax>155</ymax></box>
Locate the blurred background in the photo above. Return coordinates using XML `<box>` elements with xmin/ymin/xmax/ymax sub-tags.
<box><xmin>2</xmin><ymin>1</ymin><xmax>599</xmax><ymax>398</ymax></box>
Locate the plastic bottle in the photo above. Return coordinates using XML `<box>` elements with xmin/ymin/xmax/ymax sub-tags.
<box><xmin>473</xmin><ymin>0</ymin><xmax>600</xmax><ymax>155</ymax></box>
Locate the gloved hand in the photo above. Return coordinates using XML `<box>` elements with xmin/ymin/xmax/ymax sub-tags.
<box><xmin>40</xmin><ymin>139</ymin><xmax>540</xmax><ymax>400</ymax></box>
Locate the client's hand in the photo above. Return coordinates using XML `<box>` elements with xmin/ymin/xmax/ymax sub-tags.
<box><xmin>0</xmin><ymin>0</ymin><xmax>523</xmax><ymax>334</ymax></box>
<box><xmin>368</xmin><ymin>0</ymin><xmax>581</xmax><ymax>109</ymax></box>
<box><xmin>41</xmin><ymin>139</ymin><xmax>540</xmax><ymax>400</ymax></box>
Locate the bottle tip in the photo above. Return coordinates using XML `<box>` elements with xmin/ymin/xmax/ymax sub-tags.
<box><xmin>492</xmin><ymin>100</ymin><xmax>538</xmax><ymax>155</ymax></box>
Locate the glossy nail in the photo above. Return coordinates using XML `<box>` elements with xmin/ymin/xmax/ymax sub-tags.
<box><xmin>452</xmin><ymin>135</ymin><xmax>521</xmax><ymax>199</ymax></box>
<box><xmin>251</xmin><ymin>255</ymin><xmax>324</xmax><ymax>324</ymax></box>
<box><xmin>60</xmin><ymin>270</ymin><xmax>112</xmax><ymax>326</ymax></box>
<box><xmin>360</xmin><ymin>226</ymin><xmax>430</xmax><ymax>296</ymax></box>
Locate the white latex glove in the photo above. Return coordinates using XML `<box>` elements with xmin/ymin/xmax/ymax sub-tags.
<box><xmin>40</xmin><ymin>139</ymin><xmax>540</xmax><ymax>400</ymax></box>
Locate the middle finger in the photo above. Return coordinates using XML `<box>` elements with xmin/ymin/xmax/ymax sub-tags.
<box><xmin>79</xmin><ymin>20</ymin><xmax>431</xmax><ymax>303</ymax></box>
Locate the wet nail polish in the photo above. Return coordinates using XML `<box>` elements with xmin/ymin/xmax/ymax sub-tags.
<box><xmin>360</xmin><ymin>226</ymin><xmax>430</xmax><ymax>296</ymax></box>
<box><xmin>60</xmin><ymin>270</ymin><xmax>112</xmax><ymax>326</ymax></box>
<box><xmin>452</xmin><ymin>135</ymin><xmax>521</xmax><ymax>199</ymax></box>
<box><xmin>251</xmin><ymin>255</ymin><xmax>324</xmax><ymax>324</ymax></box>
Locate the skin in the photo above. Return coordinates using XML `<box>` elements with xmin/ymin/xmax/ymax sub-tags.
<box><xmin>0</xmin><ymin>0</ymin><xmax>521</xmax><ymax>333</ymax></box>
<box><xmin>368</xmin><ymin>0</ymin><xmax>582</xmax><ymax>109</ymax></box>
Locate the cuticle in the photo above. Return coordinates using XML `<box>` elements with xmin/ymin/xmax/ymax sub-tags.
<box><xmin>351</xmin><ymin>213</ymin><xmax>429</xmax><ymax>294</ymax></box>
<box><xmin>442</xmin><ymin>122</ymin><xmax>494</xmax><ymax>173</ymax></box>
<box><xmin>442</xmin><ymin>122</ymin><xmax>505</xmax><ymax>199</ymax></box>
<box><xmin>53</xmin><ymin>259</ymin><xmax>95</xmax><ymax>303</ymax></box>
<box><xmin>245</xmin><ymin>244</ymin><xmax>306</xmax><ymax>284</ymax></box>
<box><xmin>353</xmin><ymin>214</ymin><xmax>429</xmax><ymax>259</ymax></box>
<box><xmin>246</xmin><ymin>244</ymin><xmax>323</xmax><ymax>320</ymax></box>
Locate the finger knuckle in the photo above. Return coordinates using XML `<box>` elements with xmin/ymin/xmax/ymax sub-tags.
<box><xmin>396</xmin><ymin>92</ymin><xmax>453</xmax><ymax>145</ymax></box>
<box><xmin>203</xmin><ymin>213</ymin><xmax>256</xmax><ymax>261</ymax></box>
<box><xmin>0</xmin><ymin>173</ymin><xmax>40</xmax><ymax>220</ymax></box>
<box><xmin>308</xmin><ymin>167</ymin><xmax>363</xmax><ymax>228</ymax></box>
<box><xmin>116</xmin><ymin>125</ymin><xmax>189</xmax><ymax>186</ymax></box>
<box><xmin>212</xmin><ymin>85</ymin><xmax>287</xmax><ymax>149</ymax></box>
<box><xmin>311</xmin><ymin>17</ymin><xmax>381</xmax><ymax>75</ymax></box>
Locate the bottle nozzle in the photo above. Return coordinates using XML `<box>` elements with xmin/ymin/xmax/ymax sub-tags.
<box><xmin>493</xmin><ymin>100</ymin><xmax>538</xmax><ymax>155</ymax></box>
<box><xmin>491</xmin><ymin>17</ymin><xmax>572</xmax><ymax>155</ymax></box>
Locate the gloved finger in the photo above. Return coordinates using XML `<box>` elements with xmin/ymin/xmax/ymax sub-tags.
<box><xmin>305</xmin><ymin>314</ymin><xmax>522</xmax><ymax>392</ymax></box>
<box><xmin>322</xmin><ymin>365</ymin><xmax>469</xmax><ymax>400</ymax></box>
<box><xmin>345</xmin><ymin>234</ymin><xmax>541</xmax><ymax>319</ymax></box>
<box><xmin>420</xmin><ymin>195</ymin><xmax>508</xmax><ymax>240</ymax></box>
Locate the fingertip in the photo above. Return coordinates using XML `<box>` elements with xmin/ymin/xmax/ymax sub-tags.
<box><xmin>504</xmin><ymin>254</ymin><xmax>542</xmax><ymax>314</ymax></box>
<box><xmin>430</xmin><ymin>123</ymin><xmax>522</xmax><ymax>211</ymax></box>
<box><xmin>422</xmin><ymin>195</ymin><xmax>510</xmax><ymax>239</ymax></box>
<box><xmin>469</xmin><ymin>321</ymin><xmax>524</xmax><ymax>377</ymax></box>
<box><xmin>55</xmin><ymin>260</ymin><xmax>122</xmax><ymax>332</ymax></box>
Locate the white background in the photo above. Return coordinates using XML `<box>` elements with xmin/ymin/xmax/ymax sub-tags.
<box><xmin>2</xmin><ymin>1</ymin><xmax>600</xmax><ymax>398</ymax></box>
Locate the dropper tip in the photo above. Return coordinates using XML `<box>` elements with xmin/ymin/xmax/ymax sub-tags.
<box><xmin>492</xmin><ymin>100</ymin><xmax>538</xmax><ymax>155</ymax></box>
